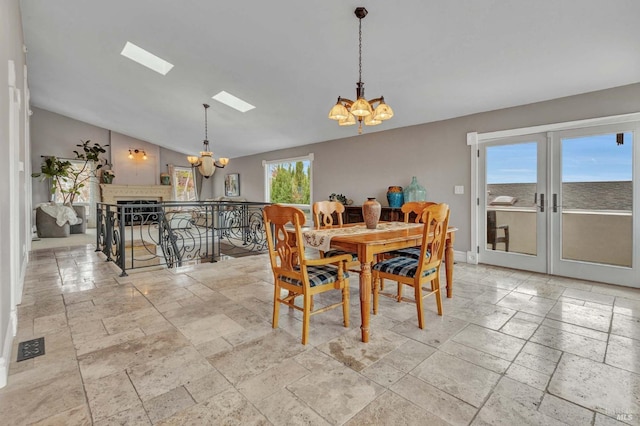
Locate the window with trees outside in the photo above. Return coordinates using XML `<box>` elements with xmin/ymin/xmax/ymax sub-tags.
<box><xmin>264</xmin><ymin>155</ymin><xmax>312</xmax><ymax>210</ymax></box>
<box><xmin>172</xmin><ymin>167</ymin><xmax>197</xmax><ymax>201</ymax></box>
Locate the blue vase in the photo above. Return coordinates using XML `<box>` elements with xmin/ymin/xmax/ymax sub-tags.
<box><xmin>387</xmin><ymin>186</ymin><xmax>404</xmax><ymax>208</ymax></box>
<box><xmin>404</xmin><ymin>176</ymin><xmax>427</xmax><ymax>202</ymax></box>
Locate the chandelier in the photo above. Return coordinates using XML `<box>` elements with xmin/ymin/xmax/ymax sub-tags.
<box><xmin>328</xmin><ymin>7</ymin><xmax>394</xmax><ymax>134</ymax></box>
<box><xmin>187</xmin><ymin>104</ymin><xmax>229</xmax><ymax>178</ymax></box>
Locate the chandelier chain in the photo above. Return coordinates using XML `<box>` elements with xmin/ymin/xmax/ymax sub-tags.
<box><xmin>358</xmin><ymin>16</ymin><xmax>362</xmax><ymax>83</ymax></box>
<box><xmin>204</xmin><ymin>105</ymin><xmax>208</xmax><ymax>142</ymax></box>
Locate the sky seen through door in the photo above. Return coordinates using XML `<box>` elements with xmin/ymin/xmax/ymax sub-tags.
<box><xmin>487</xmin><ymin>132</ymin><xmax>632</xmax><ymax>184</ymax></box>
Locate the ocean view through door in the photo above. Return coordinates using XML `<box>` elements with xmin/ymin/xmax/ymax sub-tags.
<box><xmin>479</xmin><ymin>124</ymin><xmax>639</xmax><ymax>287</ymax></box>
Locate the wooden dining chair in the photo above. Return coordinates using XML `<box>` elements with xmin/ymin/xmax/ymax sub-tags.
<box><xmin>312</xmin><ymin>201</ymin><xmax>359</xmax><ymax>270</ymax></box>
<box><xmin>372</xmin><ymin>203</ymin><xmax>450</xmax><ymax>329</ymax></box>
<box><xmin>263</xmin><ymin>204</ymin><xmax>352</xmax><ymax>345</ymax></box>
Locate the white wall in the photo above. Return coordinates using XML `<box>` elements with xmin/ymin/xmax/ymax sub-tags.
<box><xmin>0</xmin><ymin>0</ymin><xmax>29</xmax><ymax>388</ymax></box>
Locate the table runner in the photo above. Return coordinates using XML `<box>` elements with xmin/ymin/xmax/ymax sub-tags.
<box><xmin>302</xmin><ymin>222</ymin><xmax>423</xmax><ymax>252</ymax></box>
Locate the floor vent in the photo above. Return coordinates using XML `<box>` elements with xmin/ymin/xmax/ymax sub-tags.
<box><xmin>17</xmin><ymin>337</ymin><xmax>45</xmax><ymax>362</ymax></box>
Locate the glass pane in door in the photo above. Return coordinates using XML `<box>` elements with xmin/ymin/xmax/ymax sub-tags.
<box><xmin>486</xmin><ymin>142</ymin><xmax>538</xmax><ymax>255</ymax></box>
<box><xmin>561</xmin><ymin>132</ymin><xmax>633</xmax><ymax>267</ymax></box>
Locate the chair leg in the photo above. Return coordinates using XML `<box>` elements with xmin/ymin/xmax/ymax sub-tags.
<box><xmin>434</xmin><ymin>277</ymin><xmax>443</xmax><ymax>316</ymax></box>
<box><xmin>302</xmin><ymin>293</ymin><xmax>311</xmax><ymax>345</ymax></box>
<box><xmin>373</xmin><ymin>273</ymin><xmax>380</xmax><ymax>315</ymax></box>
<box><xmin>397</xmin><ymin>281</ymin><xmax>403</xmax><ymax>302</ymax></box>
<box><xmin>342</xmin><ymin>281</ymin><xmax>350</xmax><ymax>327</ymax></box>
<box><xmin>272</xmin><ymin>283</ymin><xmax>281</xmax><ymax>329</ymax></box>
<box><xmin>415</xmin><ymin>282</ymin><xmax>424</xmax><ymax>329</ymax></box>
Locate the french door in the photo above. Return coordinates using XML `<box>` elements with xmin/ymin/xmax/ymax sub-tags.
<box><xmin>478</xmin><ymin>123</ymin><xmax>639</xmax><ymax>287</ymax></box>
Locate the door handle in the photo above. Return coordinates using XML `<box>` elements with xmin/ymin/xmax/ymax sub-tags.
<box><xmin>539</xmin><ymin>193</ymin><xmax>545</xmax><ymax>212</ymax></box>
<box><xmin>553</xmin><ymin>193</ymin><xmax>558</xmax><ymax>213</ymax></box>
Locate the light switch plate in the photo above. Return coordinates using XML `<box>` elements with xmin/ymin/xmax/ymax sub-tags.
<box><xmin>454</xmin><ymin>185</ymin><xmax>464</xmax><ymax>195</ymax></box>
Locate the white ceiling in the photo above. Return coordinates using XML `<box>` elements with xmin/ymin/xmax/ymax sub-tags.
<box><xmin>20</xmin><ymin>1</ymin><xmax>640</xmax><ymax>159</ymax></box>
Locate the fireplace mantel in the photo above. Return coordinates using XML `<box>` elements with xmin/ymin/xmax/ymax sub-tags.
<box><xmin>100</xmin><ymin>184</ymin><xmax>173</xmax><ymax>204</ymax></box>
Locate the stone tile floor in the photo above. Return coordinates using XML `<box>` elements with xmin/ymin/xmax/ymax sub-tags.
<box><xmin>1</xmin><ymin>244</ymin><xmax>639</xmax><ymax>425</ymax></box>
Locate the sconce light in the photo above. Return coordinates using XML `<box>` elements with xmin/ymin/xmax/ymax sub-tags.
<box><xmin>128</xmin><ymin>149</ymin><xmax>147</xmax><ymax>160</ymax></box>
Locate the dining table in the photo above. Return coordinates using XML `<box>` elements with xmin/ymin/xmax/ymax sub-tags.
<box><xmin>300</xmin><ymin>221</ymin><xmax>457</xmax><ymax>343</ymax></box>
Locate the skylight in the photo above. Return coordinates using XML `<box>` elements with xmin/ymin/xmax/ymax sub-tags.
<box><xmin>120</xmin><ymin>42</ymin><xmax>174</xmax><ymax>75</ymax></box>
<box><xmin>212</xmin><ymin>91</ymin><xmax>255</xmax><ymax>112</ymax></box>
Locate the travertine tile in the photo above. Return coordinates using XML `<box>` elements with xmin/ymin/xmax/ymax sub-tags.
<box><xmin>447</xmin><ymin>300</ymin><xmax>516</xmax><ymax>330</ymax></box>
<box><xmin>143</xmin><ymin>386</ymin><xmax>195</xmax><ymax>424</ymax></box>
<box><xmin>127</xmin><ymin>346</ymin><xmax>216</xmax><ymax>401</ymax></box>
<box><xmin>563</xmin><ymin>288</ymin><xmax>615</xmax><ymax>305</ymax></box>
<box><xmin>390</xmin><ymin>374</ymin><xmax>477</xmax><ymax>426</ymax></box>
<box><xmin>546</xmin><ymin>301</ymin><xmax>612</xmax><ymax>332</ymax></box>
<box><xmin>472</xmin><ymin>392</ymin><xmax>566</xmax><ymax>426</ymax></box>
<box><xmin>410</xmin><ymin>350</ymin><xmax>501</xmax><ymax>408</ymax></box>
<box><xmin>500</xmin><ymin>316</ymin><xmax>539</xmax><ymax>339</ymax></box>
<box><xmin>612</xmin><ymin>313</ymin><xmax>640</xmax><ymax>341</ymax></box>
<box><xmin>530</xmin><ymin>325</ymin><xmax>607</xmax><ymax>362</ymax></box>
<box><xmin>30</xmin><ymin>404</ymin><xmax>92</xmax><ymax>425</ymax></box>
<box><xmin>183</xmin><ymin>370</ymin><xmax>233</xmax><ymax>404</ymax></box>
<box><xmin>497</xmin><ymin>292</ymin><xmax>556</xmax><ymax>316</ymax></box>
<box><xmin>287</xmin><ymin>364</ymin><xmax>384</xmax><ymax>425</ymax></box>
<box><xmin>78</xmin><ymin>329</ymin><xmax>192</xmax><ymax>381</ymax></box>
<box><xmin>237</xmin><ymin>359</ymin><xmax>309</xmax><ymax>403</ymax></box>
<box><xmin>439</xmin><ymin>340</ymin><xmax>511</xmax><ymax>374</ymax></box>
<box><xmin>505</xmin><ymin>363</ymin><xmax>550</xmax><ymax>391</ymax></box>
<box><xmin>317</xmin><ymin>328</ymin><xmax>407</xmax><ymax>372</ymax></box>
<box><xmin>93</xmin><ymin>405</ymin><xmax>151</xmax><ymax>426</ymax></box>
<box><xmin>361</xmin><ymin>361</ymin><xmax>405</xmax><ymax>387</ymax></box>
<box><xmin>391</xmin><ymin>314</ymin><xmax>469</xmax><ymax>347</ymax></box>
<box><xmin>208</xmin><ymin>329</ymin><xmax>306</xmax><ymax>385</ymax></box>
<box><xmin>539</xmin><ymin>393</ymin><xmax>595</xmax><ymax>426</ymax></box>
<box><xmin>156</xmin><ymin>388</ymin><xmax>268</xmax><ymax>425</ymax></box>
<box><xmin>548</xmin><ymin>353</ymin><xmax>640</xmax><ymax>418</ymax></box>
<box><xmin>606</xmin><ymin>334</ymin><xmax>640</xmax><ymax>374</ymax></box>
<box><xmin>346</xmin><ymin>390</ymin><xmax>451</xmax><ymax>426</ymax></box>
<box><xmin>84</xmin><ymin>371</ymin><xmax>141</xmax><ymax>422</ymax></box>
<box><xmin>255</xmin><ymin>389</ymin><xmax>330</xmax><ymax>425</ymax></box>
<box><xmin>9</xmin><ymin>246</ymin><xmax>640</xmax><ymax>425</ymax></box>
<box><xmin>541</xmin><ymin>317</ymin><xmax>609</xmax><ymax>341</ymax></box>
<box><xmin>452</xmin><ymin>323</ymin><xmax>526</xmax><ymax>361</ymax></box>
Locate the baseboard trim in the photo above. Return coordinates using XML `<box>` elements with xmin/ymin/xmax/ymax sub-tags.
<box><xmin>0</xmin><ymin>312</ymin><xmax>16</xmax><ymax>388</ymax></box>
<box><xmin>454</xmin><ymin>250</ymin><xmax>467</xmax><ymax>263</ymax></box>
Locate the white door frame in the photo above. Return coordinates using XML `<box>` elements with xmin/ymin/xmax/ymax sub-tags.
<box><xmin>469</xmin><ymin>112</ymin><xmax>640</xmax><ymax>280</ymax></box>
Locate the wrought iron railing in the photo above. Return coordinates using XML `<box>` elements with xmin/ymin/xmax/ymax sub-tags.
<box><xmin>96</xmin><ymin>201</ymin><xmax>270</xmax><ymax>276</ymax></box>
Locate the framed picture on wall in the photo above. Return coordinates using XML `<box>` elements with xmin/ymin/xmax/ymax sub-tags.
<box><xmin>225</xmin><ymin>173</ymin><xmax>240</xmax><ymax>196</ymax></box>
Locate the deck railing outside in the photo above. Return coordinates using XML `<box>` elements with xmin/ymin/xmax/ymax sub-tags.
<box><xmin>490</xmin><ymin>208</ymin><xmax>632</xmax><ymax>267</ymax></box>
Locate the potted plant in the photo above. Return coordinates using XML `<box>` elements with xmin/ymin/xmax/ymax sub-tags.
<box><xmin>32</xmin><ymin>140</ymin><xmax>109</xmax><ymax>234</ymax></box>
<box><xmin>102</xmin><ymin>169</ymin><xmax>116</xmax><ymax>184</ymax></box>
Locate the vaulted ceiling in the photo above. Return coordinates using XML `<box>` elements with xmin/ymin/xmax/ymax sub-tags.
<box><xmin>20</xmin><ymin>1</ymin><xmax>640</xmax><ymax>159</ymax></box>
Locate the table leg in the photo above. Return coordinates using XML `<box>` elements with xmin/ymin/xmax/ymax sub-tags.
<box><xmin>359</xmin><ymin>261</ymin><xmax>371</xmax><ymax>343</ymax></box>
<box><xmin>445</xmin><ymin>233</ymin><xmax>455</xmax><ymax>298</ymax></box>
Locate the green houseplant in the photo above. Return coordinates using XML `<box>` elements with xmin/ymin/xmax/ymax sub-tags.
<box><xmin>32</xmin><ymin>140</ymin><xmax>109</xmax><ymax>236</ymax></box>
<box><xmin>32</xmin><ymin>140</ymin><xmax>109</xmax><ymax>205</ymax></box>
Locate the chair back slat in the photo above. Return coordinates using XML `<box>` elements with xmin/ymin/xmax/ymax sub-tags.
<box><xmin>313</xmin><ymin>201</ymin><xmax>345</xmax><ymax>228</ymax></box>
<box><xmin>263</xmin><ymin>204</ymin><xmax>306</xmax><ymax>274</ymax></box>
<box><xmin>418</xmin><ymin>203</ymin><xmax>450</xmax><ymax>274</ymax></box>
<box><xmin>401</xmin><ymin>201</ymin><xmax>437</xmax><ymax>223</ymax></box>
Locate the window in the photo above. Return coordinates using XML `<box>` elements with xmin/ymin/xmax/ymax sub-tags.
<box><xmin>172</xmin><ymin>166</ymin><xmax>197</xmax><ymax>201</ymax></box>
<box><xmin>263</xmin><ymin>154</ymin><xmax>313</xmax><ymax>208</ymax></box>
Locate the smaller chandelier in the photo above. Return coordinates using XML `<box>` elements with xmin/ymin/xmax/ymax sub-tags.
<box><xmin>328</xmin><ymin>7</ymin><xmax>394</xmax><ymax>134</ymax></box>
<box><xmin>187</xmin><ymin>103</ymin><xmax>229</xmax><ymax>178</ymax></box>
